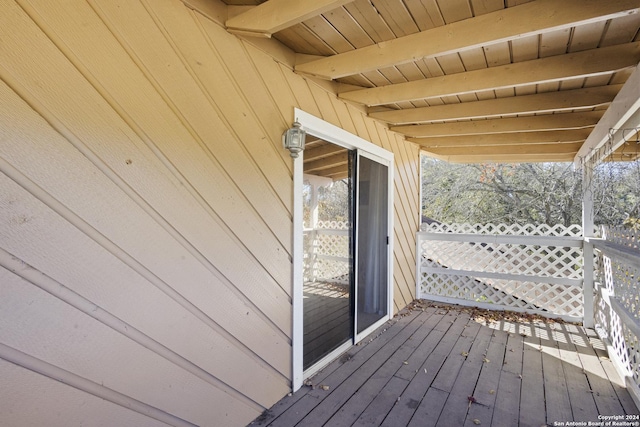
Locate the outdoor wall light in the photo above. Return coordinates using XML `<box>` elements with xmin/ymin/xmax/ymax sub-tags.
<box><xmin>283</xmin><ymin>121</ymin><xmax>306</xmax><ymax>158</ymax></box>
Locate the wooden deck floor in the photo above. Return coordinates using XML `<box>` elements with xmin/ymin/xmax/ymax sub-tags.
<box><xmin>251</xmin><ymin>301</ymin><xmax>639</xmax><ymax>427</ymax></box>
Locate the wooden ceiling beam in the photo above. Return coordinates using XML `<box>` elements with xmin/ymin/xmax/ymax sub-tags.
<box><xmin>329</xmin><ymin>172</ymin><xmax>350</xmax><ymax>181</ymax></box>
<box><xmin>304</xmin><ymin>152</ymin><xmax>349</xmax><ymax>172</ymax></box>
<box><xmin>304</xmin><ymin>144</ymin><xmax>346</xmax><ymax>161</ymax></box>
<box><xmin>422</xmin><ymin>142</ymin><xmax>583</xmax><ymax>157</ymax></box>
<box><xmin>392</xmin><ymin>111</ymin><xmax>603</xmax><ymax>137</ymax></box>
<box><xmin>226</xmin><ymin>0</ymin><xmax>353</xmax><ymax>37</ymax></box>
<box><xmin>295</xmin><ymin>0</ymin><xmax>640</xmax><ymax>79</ymax></box>
<box><xmin>409</xmin><ymin>130</ymin><xmax>591</xmax><ymax>148</ymax></box>
<box><xmin>307</xmin><ymin>164</ymin><xmax>350</xmax><ymax>178</ymax></box>
<box><xmin>340</xmin><ymin>42</ymin><xmax>640</xmax><ymax>106</ymax></box>
<box><xmin>371</xmin><ymin>85</ymin><xmax>622</xmax><ymax>125</ymax></box>
<box><xmin>323</xmin><ymin>169</ymin><xmax>350</xmax><ymax>180</ymax></box>
<box><xmin>423</xmin><ymin>152</ymin><xmax>577</xmax><ymax>164</ymax></box>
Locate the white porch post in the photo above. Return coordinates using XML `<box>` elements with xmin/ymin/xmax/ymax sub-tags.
<box><xmin>304</xmin><ymin>174</ymin><xmax>333</xmax><ymax>284</ymax></box>
<box><xmin>582</xmin><ymin>163</ymin><xmax>595</xmax><ymax>329</ymax></box>
<box><xmin>308</xmin><ymin>179</ymin><xmax>318</xmax><ymax>284</ymax></box>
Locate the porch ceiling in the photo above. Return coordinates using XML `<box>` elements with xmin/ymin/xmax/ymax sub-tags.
<box><xmin>221</xmin><ymin>0</ymin><xmax>640</xmax><ymax>164</ymax></box>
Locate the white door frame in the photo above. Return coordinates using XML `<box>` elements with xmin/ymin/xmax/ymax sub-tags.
<box><xmin>291</xmin><ymin>108</ymin><xmax>394</xmax><ymax>391</ymax></box>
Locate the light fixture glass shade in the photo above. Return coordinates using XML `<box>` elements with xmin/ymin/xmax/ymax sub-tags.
<box><xmin>283</xmin><ymin>121</ymin><xmax>306</xmax><ymax>158</ymax></box>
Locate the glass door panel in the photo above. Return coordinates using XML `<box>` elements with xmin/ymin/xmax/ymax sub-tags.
<box><xmin>355</xmin><ymin>154</ymin><xmax>389</xmax><ymax>337</ymax></box>
<box><xmin>302</xmin><ymin>144</ymin><xmax>353</xmax><ymax>370</ymax></box>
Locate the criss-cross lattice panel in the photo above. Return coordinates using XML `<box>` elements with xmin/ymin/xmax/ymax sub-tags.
<box><xmin>604</xmin><ymin>226</ymin><xmax>640</xmax><ymax>251</ymax></box>
<box><xmin>422</xmin><ymin>222</ymin><xmax>583</xmax><ymax>237</ymax></box>
<box><xmin>312</xmin><ymin>221</ymin><xmax>350</xmax><ymax>285</ymax></box>
<box><xmin>623</xmin><ymin>321</ymin><xmax>640</xmax><ymax>393</ymax></box>
<box><xmin>419</xmin><ymin>259</ymin><xmax>583</xmax><ymax>315</ymax></box>
<box><xmin>594</xmin><ymin>290</ymin><xmax>632</xmax><ymax>370</ymax></box>
<box><xmin>594</xmin><ymin>239</ymin><xmax>640</xmax><ymax>398</ymax></box>
<box><xmin>317</xmin><ymin>220</ymin><xmax>350</xmax><ymax>230</ymax></box>
<box><xmin>594</xmin><ymin>285</ymin><xmax>640</xmax><ymax>396</ymax></box>
<box><xmin>422</xmin><ymin>240</ymin><xmax>582</xmax><ymax>279</ymax></box>
<box><xmin>417</xmin><ymin>223</ymin><xmax>584</xmax><ymax>318</ymax></box>
<box><xmin>610</xmin><ymin>258</ymin><xmax>640</xmax><ymax>323</ymax></box>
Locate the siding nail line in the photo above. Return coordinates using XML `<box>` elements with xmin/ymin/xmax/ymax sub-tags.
<box><xmin>0</xmin><ymin>342</ymin><xmax>194</xmax><ymax>427</ymax></box>
<box><xmin>0</xmin><ymin>247</ymin><xmax>264</xmax><ymax>413</ymax></box>
<box><xmin>0</xmin><ymin>151</ymin><xmax>287</xmax><ymax>390</ymax></box>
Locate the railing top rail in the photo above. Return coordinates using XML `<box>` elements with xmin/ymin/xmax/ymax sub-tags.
<box><xmin>418</xmin><ymin>231</ymin><xmax>583</xmax><ymax>246</ymax></box>
<box><xmin>421</xmin><ymin>222</ymin><xmax>583</xmax><ymax>237</ymax></box>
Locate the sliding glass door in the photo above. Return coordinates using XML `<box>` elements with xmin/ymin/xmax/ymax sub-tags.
<box><xmin>293</xmin><ymin>110</ymin><xmax>394</xmax><ymax>386</ymax></box>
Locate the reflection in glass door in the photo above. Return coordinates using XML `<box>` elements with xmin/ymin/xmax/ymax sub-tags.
<box><xmin>355</xmin><ymin>154</ymin><xmax>389</xmax><ymax>337</ymax></box>
<box><xmin>302</xmin><ymin>143</ymin><xmax>353</xmax><ymax>370</ymax></box>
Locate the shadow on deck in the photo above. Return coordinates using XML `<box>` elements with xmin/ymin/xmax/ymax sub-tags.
<box><xmin>251</xmin><ymin>301</ymin><xmax>639</xmax><ymax>426</ymax></box>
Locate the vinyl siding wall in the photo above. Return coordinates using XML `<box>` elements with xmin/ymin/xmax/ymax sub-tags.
<box><xmin>0</xmin><ymin>0</ymin><xmax>420</xmax><ymax>425</ymax></box>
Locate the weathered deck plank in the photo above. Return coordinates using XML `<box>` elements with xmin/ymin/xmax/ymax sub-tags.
<box><xmin>256</xmin><ymin>307</ymin><xmax>424</xmax><ymax>426</ymax></box>
<box><xmin>464</xmin><ymin>327</ymin><xmax>508</xmax><ymax>427</ymax></box>
<box><xmin>381</xmin><ymin>312</ymin><xmax>471</xmax><ymax>427</ymax></box>
<box><xmin>298</xmin><ymin>310</ymin><xmax>437</xmax><ymax>427</ymax></box>
<box><xmin>435</xmin><ymin>324</ymin><xmax>493</xmax><ymax>426</ymax></box>
<box><xmin>491</xmin><ymin>329</ymin><xmax>523</xmax><ymax>427</ymax></box>
<box><xmin>322</xmin><ymin>311</ymin><xmax>439</xmax><ymax>426</ymax></box>
<box><xmin>553</xmin><ymin>323</ymin><xmax>601</xmax><ymax>422</ymax></box>
<box><xmin>265</xmin><ymin>307</ymin><xmax>427</xmax><ymax>427</ymax></box>
<box><xmin>406</xmin><ymin>387</ymin><xmax>448</xmax><ymax>427</ymax></box>
<box><xmin>519</xmin><ymin>334</ymin><xmax>546</xmax><ymax>427</ymax></box>
<box><xmin>542</xmin><ymin>332</ymin><xmax>574</xmax><ymax>425</ymax></box>
<box><xmin>251</xmin><ymin>301</ymin><xmax>640</xmax><ymax>427</ymax></box>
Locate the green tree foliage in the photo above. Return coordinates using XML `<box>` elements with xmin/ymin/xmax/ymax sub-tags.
<box><xmin>303</xmin><ymin>179</ymin><xmax>351</xmax><ymax>227</ymax></box>
<box><xmin>421</xmin><ymin>156</ymin><xmax>640</xmax><ymax>227</ymax></box>
<box><xmin>591</xmin><ymin>161</ymin><xmax>640</xmax><ymax>228</ymax></box>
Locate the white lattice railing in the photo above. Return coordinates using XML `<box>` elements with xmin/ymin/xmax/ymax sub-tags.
<box><xmin>416</xmin><ymin>223</ymin><xmax>584</xmax><ymax>321</ymax></box>
<box><xmin>304</xmin><ymin>221</ymin><xmax>350</xmax><ymax>285</ymax></box>
<box><xmin>592</xmin><ymin>226</ymin><xmax>640</xmax><ymax>407</ymax></box>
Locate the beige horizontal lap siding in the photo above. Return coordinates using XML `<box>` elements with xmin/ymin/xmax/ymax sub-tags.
<box><xmin>0</xmin><ymin>0</ymin><xmax>420</xmax><ymax>425</ymax></box>
<box><xmin>0</xmin><ymin>358</ymin><xmax>172</xmax><ymax>427</ymax></box>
